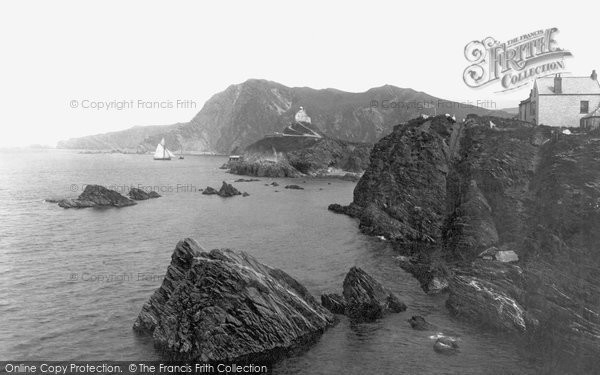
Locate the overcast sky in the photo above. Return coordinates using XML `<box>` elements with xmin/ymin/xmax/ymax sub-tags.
<box><xmin>1</xmin><ymin>0</ymin><xmax>598</xmax><ymax>147</ymax></box>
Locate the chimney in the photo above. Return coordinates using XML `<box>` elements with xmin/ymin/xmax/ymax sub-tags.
<box><xmin>554</xmin><ymin>74</ymin><xmax>562</xmax><ymax>94</ymax></box>
<box><xmin>592</xmin><ymin>70</ymin><xmax>598</xmax><ymax>81</ymax></box>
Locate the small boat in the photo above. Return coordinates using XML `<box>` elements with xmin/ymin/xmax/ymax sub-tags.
<box><xmin>153</xmin><ymin>138</ymin><xmax>175</xmax><ymax>160</ymax></box>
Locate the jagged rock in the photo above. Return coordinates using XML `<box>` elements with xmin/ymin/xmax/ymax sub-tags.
<box><xmin>342</xmin><ymin>267</ymin><xmax>406</xmax><ymax>322</ymax></box>
<box><xmin>134</xmin><ymin>238</ymin><xmax>335</xmax><ymax>362</ymax></box>
<box><xmin>320</xmin><ymin>293</ymin><xmax>346</xmax><ymax>314</ymax></box>
<box><xmin>408</xmin><ymin>316</ymin><xmax>434</xmax><ymax>330</ymax></box>
<box><xmin>57</xmin><ymin>184</ymin><xmax>136</xmax><ymax>208</ymax></box>
<box><xmin>202</xmin><ymin>186</ymin><xmax>218</xmax><ymax>195</ymax></box>
<box><xmin>218</xmin><ymin>181</ymin><xmax>241</xmax><ymax>197</ymax></box>
<box><xmin>128</xmin><ymin>187</ymin><xmax>161</xmax><ymax>200</ymax></box>
<box><xmin>285</xmin><ymin>185</ymin><xmax>304</xmax><ymax>190</ymax></box>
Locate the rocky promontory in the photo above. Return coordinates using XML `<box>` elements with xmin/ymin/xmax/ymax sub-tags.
<box><xmin>330</xmin><ymin>114</ymin><xmax>600</xmax><ymax>370</ymax></box>
<box><xmin>225</xmin><ymin>111</ymin><xmax>372</xmax><ymax>178</ymax></box>
<box><xmin>134</xmin><ymin>238</ymin><xmax>335</xmax><ymax>362</ymax></box>
<box><xmin>55</xmin><ymin>184</ymin><xmax>137</xmax><ymax>208</ymax></box>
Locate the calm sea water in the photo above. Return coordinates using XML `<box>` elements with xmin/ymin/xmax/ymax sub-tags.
<box><xmin>0</xmin><ymin>150</ymin><xmax>539</xmax><ymax>374</ymax></box>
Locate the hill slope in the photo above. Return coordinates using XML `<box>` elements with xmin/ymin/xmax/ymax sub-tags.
<box><xmin>58</xmin><ymin>79</ymin><xmax>513</xmax><ymax>153</ymax></box>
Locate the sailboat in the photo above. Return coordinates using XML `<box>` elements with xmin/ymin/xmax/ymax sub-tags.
<box><xmin>153</xmin><ymin>138</ymin><xmax>175</xmax><ymax>160</ymax></box>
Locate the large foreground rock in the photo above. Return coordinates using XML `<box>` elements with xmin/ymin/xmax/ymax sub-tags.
<box><xmin>134</xmin><ymin>238</ymin><xmax>335</xmax><ymax>362</ymax></box>
<box><xmin>57</xmin><ymin>184</ymin><xmax>136</xmax><ymax>208</ymax></box>
<box><xmin>342</xmin><ymin>267</ymin><xmax>406</xmax><ymax>321</ymax></box>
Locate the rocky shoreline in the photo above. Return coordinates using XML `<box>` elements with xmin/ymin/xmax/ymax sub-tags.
<box><xmin>329</xmin><ymin>114</ymin><xmax>600</xmax><ymax>370</ymax></box>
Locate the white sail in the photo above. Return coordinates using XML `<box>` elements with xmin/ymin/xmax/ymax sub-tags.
<box><xmin>166</xmin><ymin>148</ymin><xmax>176</xmax><ymax>158</ymax></box>
<box><xmin>153</xmin><ymin>141</ymin><xmax>172</xmax><ymax>160</ymax></box>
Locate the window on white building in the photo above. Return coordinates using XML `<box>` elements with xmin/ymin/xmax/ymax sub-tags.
<box><xmin>581</xmin><ymin>101</ymin><xmax>589</xmax><ymax>114</ymax></box>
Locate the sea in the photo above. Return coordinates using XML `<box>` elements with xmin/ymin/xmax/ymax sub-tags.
<box><xmin>0</xmin><ymin>150</ymin><xmax>542</xmax><ymax>374</ymax></box>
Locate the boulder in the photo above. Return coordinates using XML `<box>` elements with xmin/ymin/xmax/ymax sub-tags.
<box><xmin>134</xmin><ymin>238</ymin><xmax>335</xmax><ymax>362</ymax></box>
<box><xmin>342</xmin><ymin>267</ymin><xmax>406</xmax><ymax>322</ymax></box>
<box><xmin>242</xmin><ymin>192</ymin><xmax>250</xmax><ymax>197</ymax></box>
<box><xmin>128</xmin><ymin>187</ymin><xmax>161</xmax><ymax>200</ymax></box>
<box><xmin>271</xmin><ymin>182</ymin><xmax>280</xmax><ymax>187</ymax></box>
<box><xmin>285</xmin><ymin>185</ymin><xmax>304</xmax><ymax>190</ymax></box>
<box><xmin>320</xmin><ymin>293</ymin><xmax>346</xmax><ymax>314</ymax></box>
<box><xmin>57</xmin><ymin>184</ymin><xmax>136</xmax><ymax>208</ymax></box>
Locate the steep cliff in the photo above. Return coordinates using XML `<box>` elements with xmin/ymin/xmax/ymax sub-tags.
<box><xmin>58</xmin><ymin>80</ymin><xmax>512</xmax><ymax>153</ymax></box>
<box><xmin>330</xmin><ymin>114</ymin><xmax>600</xmax><ymax>371</ymax></box>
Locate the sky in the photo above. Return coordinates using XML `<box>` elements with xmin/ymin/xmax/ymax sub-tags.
<box><xmin>0</xmin><ymin>0</ymin><xmax>598</xmax><ymax>147</ymax></box>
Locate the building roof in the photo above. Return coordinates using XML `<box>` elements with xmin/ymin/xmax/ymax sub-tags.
<box><xmin>535</xmin><ymin>76</ymin><xmax>600</xmax><ymax>95</ymax></box>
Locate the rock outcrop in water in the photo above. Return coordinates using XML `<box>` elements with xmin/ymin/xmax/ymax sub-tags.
<box><xmin>321</xmin><ymin>267</ymin><xmax>406</xmax><ymax>321</ymax></box>
<box><xmin>128</xmin><ymin>187</ymin><xmax>161</xmax><ymax>200</ymax></box>
<box><xmin>57</xmin><ymin>184</ymin><xmax>136</xmax><ymax>208</ymax></box>
<box><xmin>134</xmin><ymin>238</ymin><xmax>335</xmax><ymax>362</ymax></box>
<box><xmin>330</xmin><ymin>114</ymin><xmax>600</xmax><ymax>371</ymax></box>
<box><xmin>201</xmin><ymin>182</ymin><xmax>242</xmax><ymax>197</ymax></box>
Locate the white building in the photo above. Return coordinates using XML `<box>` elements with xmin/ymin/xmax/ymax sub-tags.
<box><xmin>519</xmin><ymin>70</ymin><xmax>600</xmax><ymax>128</ymax></box>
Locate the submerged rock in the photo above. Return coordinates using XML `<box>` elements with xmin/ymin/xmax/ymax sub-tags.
<box><xmin>342</xmin><ymin>267</ymin><xmax>406</xmax><ymax>322</ymax></box>
<box><xmin>57</xmin><ymin>184</ymin><xmax>136</xmax><ymax>208</ymax></box>
<box><xmin>320</xmin><ymin>293</ymin><xmax>346</xmax><ymax>314</ymax></box>
<box><xmin>134</xmin><ymin>238</ymin><xmax>335</xmax><ymax>362</ymax></box>
<box><xmin>408</xmin><ymin>316</ymin><xmax>434</xmax><ymax>330</ymax></box>
<box><xmin>242</xmin><ymin>192</ymin><xmax>250</xmax><ymax>197</ymax></box>
<box><xmin>285</xmin><ymin>185</ymin><xmax>304</xmax><ymax>190</ymax></box>
<box><xmin>128</xmin><ymin>187</ymin><xmax>161</xmax><ymax>200</ymax></box>
<box><xmin>433</xmin><ymin>336</ymin><xmax>460</xmax><ymax>354</ymax></box>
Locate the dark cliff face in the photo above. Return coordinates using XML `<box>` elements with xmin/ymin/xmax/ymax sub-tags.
<box><xmin>58</xmin><ymin>80</ymin><xmax>512</xmax><ymax>153</ymax></box>
<box><xmin>332</xmin><ymin>114</ymin><xmax>600</xmax><ymax>371</ymax></box>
